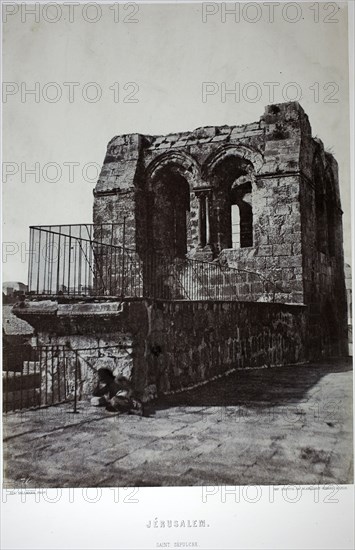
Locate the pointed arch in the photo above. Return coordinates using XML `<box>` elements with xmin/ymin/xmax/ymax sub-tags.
<box><xmin>201</xmin><ymin>146</ymin><xmax>258</xmax><ymax>251</ymax></box>
<box><xmin>145</xmin><ymin>150</ymin><xmax>202</xmax><ymax>190</ymax></box>
<box><xmin>145</xmin><ymin>151</ymin><xmax>199</xmax><ymax>258</ymax></box>
<box><xmin>202</xmin><ymin>144</ymin><xmax>263</xmax><ymax>179</ymax></box>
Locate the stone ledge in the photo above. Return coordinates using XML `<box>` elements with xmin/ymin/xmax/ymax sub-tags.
<box><xmin>13</xmin><ymin>300</ymin><xmax>125</xmax><ymax>317</ymax></box>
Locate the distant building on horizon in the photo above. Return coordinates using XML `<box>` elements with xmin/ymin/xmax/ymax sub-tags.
<box><xmin>2</xmin><ymin>281</ymin><xmax>28</xmax><ymax>296</ymax></box>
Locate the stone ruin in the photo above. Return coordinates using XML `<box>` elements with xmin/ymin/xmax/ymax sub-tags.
<box><xmin>13</xmin><ymin>102</ymin><xmax>348</xmax><ymax>401</ymax></box>
<box><xmin>94</xmin><ymin>101</ymin><xmax>347</xmax><ymax>357</ymax></box>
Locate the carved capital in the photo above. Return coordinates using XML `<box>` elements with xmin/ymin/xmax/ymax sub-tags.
<box><xmin>195</xmin><ymin>187</ymin><xmax>212</xmax><ymax>199</ymax></box>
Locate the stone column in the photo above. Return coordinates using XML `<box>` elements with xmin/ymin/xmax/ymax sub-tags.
<box><xmin>205</xmin><ymin>193</ymin><xmax>211</xmax><ymax>245</ymax></box>
<box><xmin>216</xmin><ymin>205</ymin><xmax>221</xmax><ymax>253</ymax></box>
<box><xmin>198</xmin><ymin>194</ymin><xmax>205</xmax><ymax>246</ymax></box>
<box><xmin>193</xmin><ymin>189</ymin><xmax>214</xmax><ymax>261</ymax></box>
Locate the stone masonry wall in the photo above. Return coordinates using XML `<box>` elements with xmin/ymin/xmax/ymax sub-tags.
<box><xmin>93</xmin><ymin>104</ymin><xmax>307</xmax><ymax>296</ymax></box>
<box><xmin>299</xmin><ymin>140</ymin><xmax>348</xmax><ymax>357</ymax></box>
<box><xmin>139</xmin><ymin>299</ymin><xmax>307</xmax><ymax>394</ymax></box>
<box><xmin>14</xmin><ymin>301</ymin><xmax>137</xmax><ymax>400</ymax></box>
<box><xmin>93</xmin><ymin>134</ymin><xmax>145</xmax><ymax>251</ymax></box>
<box><xmin>92</xmin><ymin>101</ymin><xmax>347</xmax><ymax>358</ymax></box>
<box><xmin>15</xmin><ymin>298</ymin><xmax>307</xmax><ymax>399</ymax></box>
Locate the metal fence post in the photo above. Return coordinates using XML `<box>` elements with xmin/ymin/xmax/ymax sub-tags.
<box><xmin>73</xmin><ymin>352</ymin><xmax>79</xmax><ymax>414</ymax></box>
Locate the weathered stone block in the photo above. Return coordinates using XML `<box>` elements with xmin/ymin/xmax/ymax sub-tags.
<box><xmin>257</xmin><ymin>246</ymin><xmax>273</xmax><ymax>257</ymax></box>
<box><xmin>273</xmin><ymin>244</ymin><xmax>292</xmax><ymax>256</ymax></box>
<box><xmin>279</xmin><ymin>256</ymin><xmax>303</xmax><ymax>268</ymax></box>
<box><xmin>292</xmin><ymin>243</ymin><xmax>302</xmax><ymax>255</ymax></box>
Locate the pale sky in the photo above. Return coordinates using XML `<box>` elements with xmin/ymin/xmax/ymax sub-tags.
<box><xmin>2</xmin><ymin>1</ymin><xmax>352</xmax><ymax>282</ymax></box>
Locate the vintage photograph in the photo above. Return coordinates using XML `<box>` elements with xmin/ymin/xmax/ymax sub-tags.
<box><xmin>2</xmin><ymin>0</ymin><xmax>353</xmax><ymax>496</ymax></box>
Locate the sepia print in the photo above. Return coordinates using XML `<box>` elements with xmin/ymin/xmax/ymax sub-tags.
<box><xmin>2</xmin><ymin>1</ymin><xmax>353</xmax><ymax>501</ymax></box>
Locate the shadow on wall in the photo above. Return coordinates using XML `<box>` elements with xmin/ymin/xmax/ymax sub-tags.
<box><xmin>156</xmin><ymin>359</ymin><xmax>353</xmax><ymax>410</ymax></box>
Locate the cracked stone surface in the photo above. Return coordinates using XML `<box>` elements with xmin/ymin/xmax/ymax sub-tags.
<box><xmin>3</xmin><ymin>359</ymin><xmax>353</xmax><ymax>488</ymax></box>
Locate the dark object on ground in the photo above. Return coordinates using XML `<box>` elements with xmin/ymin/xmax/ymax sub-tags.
<box><xmin>92</xmin><ymin>368</ymin><xmax>144</xmax><ymax>416</ymax></box>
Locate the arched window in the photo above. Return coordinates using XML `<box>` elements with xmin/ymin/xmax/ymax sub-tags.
<box><xmin>173</xmin><ymin>174</ymin><xmax>190</xmax><ymax>257</ymax></box>
<box><xmin>207</xmin><ymin>155</ymin><xmax>254</xmax><ymax>251</ymax></box>
<box><xmin>150</xmin><ymin>167</ymin><xmax>190</xmax><ymax>259</ymax></box>
<box><xmin>230</xmin><ymin>178</ymin><xmax>253</xmax><ymax>248</ymax></box>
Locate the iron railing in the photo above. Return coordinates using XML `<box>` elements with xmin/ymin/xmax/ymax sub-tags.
<box><xmin>28</xmin><ymin>223</ymin><xmax>125</xmax><ymax>297</ymax></box>
<box><xmin>3</xmin><ymin>344</ymin><xmax>127</xmax><ymax>413</ymax></box>
<box><xmin>27</xmin><ymin>224</ymin><xmax>286</xmax><ymax>302</ymax></box>
<box><xmin>3</xmin><ymin>345</ymin><xmax>79</xmax><ymax>413</ymax></box>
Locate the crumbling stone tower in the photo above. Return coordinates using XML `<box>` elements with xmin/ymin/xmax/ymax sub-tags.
<box><xmin>94</xmin><ymin>102</ymin><xmax>347</xmax><ymax>358</ymax></box>
<box><xmin>12</xmin><ymin>102</ymin><xmax>348</xmax><ymax>405</ymax></box>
